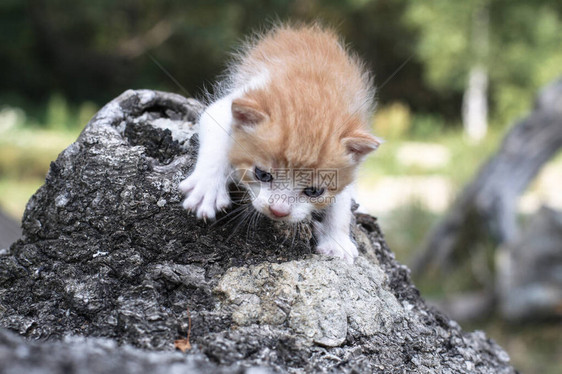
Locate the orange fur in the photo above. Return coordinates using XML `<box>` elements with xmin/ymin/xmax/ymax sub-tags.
<box><xmin>228</xmin><ymin>25</ymin><xmax>378</xmax><ymax>209</ymax></box>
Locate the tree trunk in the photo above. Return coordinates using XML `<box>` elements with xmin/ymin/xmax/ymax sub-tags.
<box><xmin>463</xmin><ymin>65</ymin><xmax>488</xmax><ymax>142</ymax></box>
<box><xmin>413</xmin><ymin>77</ymin><xmax>562</xmax><ymax>276</ymax></box>
<box><xmin>462</xmin><ymin>3</ymin><xmax>489</xmax><ymax>142</ymax></box>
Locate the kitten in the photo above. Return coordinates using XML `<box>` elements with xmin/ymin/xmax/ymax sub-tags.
<box><xmin>179</xmin><ymin>24</ymin><xmax>379</xmax><ymax>263</ymax></box>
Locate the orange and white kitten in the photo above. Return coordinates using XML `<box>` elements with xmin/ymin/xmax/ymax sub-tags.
<box><xmin>179</xmin><ymin>25</ymin><xmax>379</xmax><ymax>263</ymax></box>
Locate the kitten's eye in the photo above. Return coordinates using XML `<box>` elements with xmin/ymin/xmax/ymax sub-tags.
<box><xmin>303</xmin><ymin>187</ymin><xmax>325</xmax><ymax>198</ymax></box>
<box><xmin>254</xmin><ymin>166</ymin><xmax>273</xmax><ymax>182</ymax></box>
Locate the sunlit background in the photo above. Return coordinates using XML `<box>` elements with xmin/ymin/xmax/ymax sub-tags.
<box><xmin>1</xmin><ymin>1</ymin><xmax>561</xmax><ymax>372</ymax></box>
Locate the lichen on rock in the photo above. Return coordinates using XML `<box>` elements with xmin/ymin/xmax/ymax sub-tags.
<box><xmin>216</xmin><ymin>257</ymin><xmax>403</xmax><ymax>348</ymax></box>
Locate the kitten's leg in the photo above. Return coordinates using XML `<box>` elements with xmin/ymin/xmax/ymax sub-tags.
<box><xmin>314</xmin><ymin>185</ymin><xmax>358</xmax><ymax>264</ymax></box>
<box><xmin>179</xmin><ymin>96</ymin><xmax>233</xmax><ymax>220</ymax></box>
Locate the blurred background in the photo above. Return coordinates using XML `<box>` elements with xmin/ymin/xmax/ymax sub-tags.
<box><xmin>1</xmin><ymin>1</ymin><xmax>561</xmax><ymax>372</ymax></box>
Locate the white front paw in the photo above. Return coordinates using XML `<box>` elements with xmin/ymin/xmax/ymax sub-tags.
<box><xmin>316</xmin><ymin>235</ymin><xmax>358</xmax><ymax>264</ymax></box>
<box><xmin>179</xmin><ymin>172</ymin><xmax>231</xmax><ymax>220</ymax></box>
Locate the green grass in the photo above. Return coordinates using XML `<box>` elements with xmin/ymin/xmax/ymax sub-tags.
<box><xmin>376</xmin><ymin>202</ymin><xmax>438</xmax><ymax>264</ymax></box>
<box><xmin>363</xmin><ymin>125</ymin><xmax>506</xmax><ymax>189</ymax></box>
<box><xmin>0</xmin><ymin>126</ymin><xmax>81</xmax><ymax>219</ymax></box>
<box><xmin>0</xmin><ymin>178</ymin><xmax>44</xmax><ymax>219</ymax></box>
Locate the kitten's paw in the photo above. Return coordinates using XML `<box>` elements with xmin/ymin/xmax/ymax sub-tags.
<box><xmin>179</xmin><ymin>173</ymin><xmax>231</xmax><ymax>220</ymax></box>
<box><xmin>316</xmin><ymin>235</ymin><xmax>358</xmax><ymax>264</ymax></box>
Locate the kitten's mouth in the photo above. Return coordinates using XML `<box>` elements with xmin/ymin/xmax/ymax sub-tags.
<box><xmin>252</xmin><ymin>205</ymin><xmax>292</xmax><ymax>222</ymax></box>
<box><xmin>268</xmin><ymin>214</ymin><xmax>290</xmax><ymax>222</ymax></box>
<box><xmin>262</xmin><ymin>209</ymin><xmax>309</xmax><ymax>223</ymax></box>
<box><xmin>263</xmin><ymin>211</ymin><xmax>292</xmax><ymax>222</ymax></box>
<box><xmin>250</xmin><ymin>201</ymin><xmax>306</xmax><ymax>223</ymax></box>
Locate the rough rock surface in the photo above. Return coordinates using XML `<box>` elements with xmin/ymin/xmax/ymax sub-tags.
<box><xmin>0</xmin><ymin>90</ymin><xmax>516</xmax><ymax>373</ymax></box>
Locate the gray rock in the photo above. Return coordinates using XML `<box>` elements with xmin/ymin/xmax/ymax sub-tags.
<box><xmin>0</xmin><ymin>328</ymin><xmax>255</xmax><ymax>374</ymax></box>
<box><xmin>216</xmin><ymin>258</ymin><xmax>403</xmax><ymax>348</ymax></box>
<box><xmin>0</xmin><ymin>89</ymin><xmax>516</xmax><ymax>373</ymax></box>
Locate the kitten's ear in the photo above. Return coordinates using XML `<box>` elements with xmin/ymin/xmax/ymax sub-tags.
<box><xmin>231</xmin><ymin>98</ymin><xmax>268</xmax><ymax>128</ymax></box>
<box><xmin>342</xmin><ymin>132</ymin><xmax>381</xmax><ymax>161</ymax></box>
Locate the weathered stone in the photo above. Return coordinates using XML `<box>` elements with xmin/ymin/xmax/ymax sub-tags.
<box><xmin>0</xmin><ymin>89</ymin><xmax>516</xmax><ymax>373</ymax></box>
<box><xmin>216</xmin><ymin>258</ymin><xmax>403</xmax><ymax>348</ymax></box>
<box><xmin>0</xmin><ymin>328</ymin><xmax>262</xmax><ymax>374</ymax></box>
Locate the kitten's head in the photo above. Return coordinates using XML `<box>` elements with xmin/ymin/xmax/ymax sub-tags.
<box><xmin>228</xmin><ymin>94</ymin><xmax>379</xmax><ymax>222</ymax></box>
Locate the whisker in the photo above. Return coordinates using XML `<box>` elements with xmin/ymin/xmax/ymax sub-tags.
<box><xmin>252</xmin><ymin>211</ymin><xmax>258</xmax><ymax>240</ymax></box>
<box><xmin>248</xmin><ymin>209</ymin><xmax>262</xmax><ymax>241</ymax></box>
<box><xmin>210</xmin><ymin>204</ymin><xmax>249</xmax><ymax>228</ymax></box>
<box><xmin>290</xmin><ymin>222</ymin><xmax>298</xmax><ymax>249</ymax></box>
<box><xmin>227</xmin><ymin>206</ymin><xmax>253</xmax><ymax>242</ymax></box>
<box><xmin>255</xmin><ymin>211</ymin><xmax>263</xmax><ymax>229</ymax></box>
<box><xmin>245</xmin><ymin>209</ymin><xmax>256</xmax><ymax>242</ymax></box>
<box><xmin>280</xmin><ymin>223</ymin><xmax>291</xmax><ymax>246</ymax></box>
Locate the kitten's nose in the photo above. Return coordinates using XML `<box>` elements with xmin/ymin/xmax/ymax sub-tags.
<box><xmin>269</xmin><ymin>205</ymin><xmax>290</xmax><ymax>218</ymax></box>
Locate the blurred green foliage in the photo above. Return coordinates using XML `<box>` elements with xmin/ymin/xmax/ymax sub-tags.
<box><xmin>0</xmin><ymin>0</ymin><xmax>562</xmax><ymax>135</ymax></box>
<box><xmin>372</xmin><ymin>102</ymin><xmax>412</xmax><ymax>139</ymax></box>
<box><xmin>407</xmin><ymin>0</ymin><xmax>562</xmax><ymax>125</ymax></box>
<box><xmin>2</xmin><ymin>0</ymin><xmax>560</xmax><ymax>130</ymax></box>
